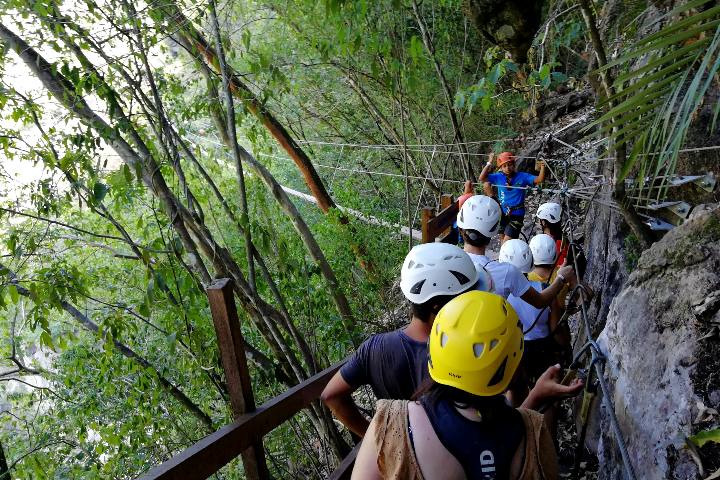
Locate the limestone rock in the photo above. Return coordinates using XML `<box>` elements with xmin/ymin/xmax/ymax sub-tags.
<box><xmin>593</xmin><ymin>204</ymin><xmax>720</xmax><ymax>478</ymax></box>
<box><xmin>463</xmin><ymin>0</ymin><xmax>545</xmax><ymax>63</ymax></box>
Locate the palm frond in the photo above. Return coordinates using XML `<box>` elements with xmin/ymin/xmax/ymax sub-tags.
<box><xmin>586</xmin><ymin>1</ymin><xmax>720</xmax><ymax>203</ymax></box>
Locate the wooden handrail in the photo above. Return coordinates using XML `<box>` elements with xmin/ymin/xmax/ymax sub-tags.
<box><xmin>421</xmin><ymin>194</ymin><xmax>459</xmax><ymax>244</ymax></box>
<box><xmin>328</xmin><ymin>444</ymin><xmax>361</xmax><ymax>480</ymax></box>
<box><xmin>137</xmin><ymin>360</ymin><xmax>346</xmax><ymax>480</ymax></box>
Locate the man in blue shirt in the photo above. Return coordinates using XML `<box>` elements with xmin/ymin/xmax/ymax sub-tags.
<box><xmin>479</xmin><ymin>151</ymin><xmax>546</xmax><ymax>243</ymax></box>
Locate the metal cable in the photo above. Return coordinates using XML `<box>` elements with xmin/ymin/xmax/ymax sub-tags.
<box><xmin>560</xmin><ymin>160</ymin><xmax>637</xmax><ymax>480</ymax></box>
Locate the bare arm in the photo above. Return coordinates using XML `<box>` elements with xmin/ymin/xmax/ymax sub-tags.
<box><xmin>534</xmin><ymin>160</ymin><xmax>546</xmax><ymax>185</ymax></box>
<box><xmin>520</xmin><ymin>264</ymin><xmax>576</xmax><ymax>309</ymax></box>
<box><xmin>483</xmin><ymin>182</ymin><xmax>495</xmax><ymax>197</ymax></box>
<box><xmin>478</xmin><ymin>152</ymin><xmax>494</xmax><ymax>182</ymax></box>
<box><xmin>351</xmin><ymin>415</ymin><xmax>382</xmax><ymax>480</ymax></box>
<box><xmin>321</xmin><ymin>372</ymin><xmax>370</xmax><ymax>437</ymax></box>
<box><xmin>462</xmin><ymin>180</ymin><xmax>474</xmax><ymax>195</ymax></box>
<box><xmin>520</xmin><ymin>277</ymin><xmax>565</xmax><ymax>309</ymax></box>
<box><xmin>521</xmin><ymin>364</ymin><xmax>584</xmax><ymax>411</ymax></box>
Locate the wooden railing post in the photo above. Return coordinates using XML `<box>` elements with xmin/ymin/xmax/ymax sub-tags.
<box><xmin>206</xmin><ymin>278</ymin><xmax>269</xmax><ymax>480</ymax></box>
<box><xmin>439</xmin><ymin>194</ymin><xmax>454</xmax><ymax>238</ymax></box>
<box><xmin>421</xmin><ymin>207</ymin><xmax>434</xmax><ymax>243</ymax></box>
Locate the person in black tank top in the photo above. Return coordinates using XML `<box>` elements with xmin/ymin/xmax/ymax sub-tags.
<box><xmin>419</xmin><ymin>291</ymin><xmax>529</xmax><ymax>478</ymax></box>
<box><xmin>351</xmin><ymin>291</ymin><xmax>585</xmax><ymax>479</ymax></box>
<box><xmin>419</xmin><ymin>387</ymin><xmax>524</xmax><ymax>479</ymax></box>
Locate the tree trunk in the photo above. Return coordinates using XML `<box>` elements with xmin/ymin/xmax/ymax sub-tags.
<box><xmin>0</xmin><ymin>440</ymin><xmax>9</xmax><ymax>480</ymax></box>
<box><xmin>577</xmin><ymin>0</ymin><xmax>652</xmax><ymax>249</ymax></box>
<box><xmin>151</xmin><ymin>0</ymin><xmax>335</xmax><ymax>213</ymax></box>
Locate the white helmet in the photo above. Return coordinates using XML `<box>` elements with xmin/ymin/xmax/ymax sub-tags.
<box><xmin>456</xmin><ymin>195</ymin><xmax>501</xmax><ymax>237</ymax></box>
<box><xmin>529</xmin><ymin>234</ymin><xmax>557</xmax><ymax>266</ymax></box>
<box><xmin>400</xmin><ymin>243</ymin><xmax>479</xmax><ymax>304</ymax></box>
<box><xmin>499</xmin><ymin>239</ymin><xmax>533</xmax><ymax>273</ymax></box>
<box><xmin>536</xmin><ymin>202</ymin><xmax>562</xmax><ymax>223</ymax></box>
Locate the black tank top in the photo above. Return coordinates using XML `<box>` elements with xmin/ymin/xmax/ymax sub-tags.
<box><xmin>421</xmin><ymin>397</ymin><xmax>524</xmax><ymax>479</ymax></box>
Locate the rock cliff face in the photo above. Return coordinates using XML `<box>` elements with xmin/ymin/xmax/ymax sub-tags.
<box><xmin>593</xmin><ymin>205</ymin><xmax>720</xmax><ymax>478</ymax></box>
<box><xmin>463</xmin><ymin>0</ymin><xmax>544</xmax><ymax>63</ymax></box>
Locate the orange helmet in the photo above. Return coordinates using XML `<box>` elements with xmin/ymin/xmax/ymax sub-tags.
<box><xmin>496</xmin><ymin>152</ymin><xmax>516</xmax><ymax>167</ymax></box>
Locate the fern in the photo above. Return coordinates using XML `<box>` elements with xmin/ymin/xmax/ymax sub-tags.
<box><xmin>588</xmin><ymin>1</ymin><xmax>720</xmax><ymax>203</ymax></box>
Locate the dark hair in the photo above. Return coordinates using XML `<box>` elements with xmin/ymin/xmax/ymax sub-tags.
<box><xmin>540</xmin><ymin>219</ymin><xmax>562</xmax><ymax>239</ymax></box>
<box><xmin>410</xmin><ymin>283</ymin><xmax>477</xmax><ymax>323</ymax></box>
<box><xmin>460</xmin><ymin>228</ymin><xmax>490</xmax><ymax>248</ymax></box>
<box><xmin>534</xmin><ymin>263</ymin><xmax>555</xmax><ymax>270</ymax></box>
<box><xmin>412</xmin><ymin>378</ymin><xmax>510</xmax><ymax>423</ymax></box>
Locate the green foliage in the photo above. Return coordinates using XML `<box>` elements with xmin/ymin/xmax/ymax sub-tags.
<box><xmin>590</xmin><ymin>0</ymin><xmax>720</xmax><ymax>200</ymax></box>
<box><xmin>455</xmin><ymin>48</ymin><xmax>520</xmax><ymax>112</ymax></box>
<box><xmin>455</xmin><ymin>47</ymin><xmax>568</xmax><ymax>114</ymax></box>
<box><xmin>690</xmin><ymin>427</ymin><xmax>720</xmax><ymax>447</ymax></box>
<box><xmin>623</xmin><ymin>233</ymin><xmax>642</xmax><ymax>271</ymax></box>
<box><xmin>0</xmin><ymin>0</ymin><xmax>586</xmax><ymax>476</ymax></box>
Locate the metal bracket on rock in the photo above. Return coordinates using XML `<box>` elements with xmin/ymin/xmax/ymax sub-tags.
<box><xmin>643</xmin><ymin>216</ymin><xmax>675</xmax><ymax>231</ymax></box>
<box><xmin>665</xmin><ymin>173</ymin><xmax>716</xmax><ymax>191</ymax></box>
<box><xmin>624</xmin><ymin>173</ymin><xmax>716</xmax><ymax>192</ymax></box>
<box><xmin>691</xmin><ymin>172</ymin><xmax>716</xmax><ymax>192</ymax></box>
<box><xmin>637</xmin><ymin>201</ymin><xmax>691</xmax><ymax>224</ymax></box>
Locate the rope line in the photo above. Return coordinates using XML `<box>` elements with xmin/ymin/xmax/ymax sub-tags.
<box><xmin>297</xmin><ymin>136</ymin><xmax>545</xmax><ymax>148</ymax></box>
<box><xmin>256</xmin><ymin>152</ymin><xmax>609</xmax><ymax>194</ymax></box>
<box><xmin>296</xmin><ymin>137</ymin><xmax>720</xmax><ymax>162</ymax></box>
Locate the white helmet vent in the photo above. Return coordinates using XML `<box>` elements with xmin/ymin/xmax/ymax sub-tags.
<box><xmin>440</xmin><ymin>332</ymin><xmax>449</xmax><ymax>347</ymax></box>
<box><xmin>536</xmin><ymin>202</ymin><xmax>562</xmax><ymax>224</ymax></box>
<box><xmin>457</xmin><ymin>195</ymin><xmax>501</xmax><ymax>237</ymax></box>
<box><xmin>499</xmin><ymin>239</ymin><xmax>532</xmax><ymax>273</ymax></box>
<box><xmin>449</xmin><ymin>270</ymin><xmax>472</xmax><ymax>285</ymax></box>
<box><xmin>529</xmin><ymin>234</ymin><xmax>557</xmax><ymax>265</ymax></box>
<box><xmin>489</xmin><ymin>339</ymin><xmax>499</xmax><ymax>351</ymax></box>
<box><xmin>473</xmin><ymin>343</ymin><xmax>484</xmax><ymax>358</ymax></box>
<box><xmin>400</xmin><ymin>243</ymin><xmax>479</xmax><ymax>303</ymax></box>
<box><xmin>409</xmin><ymin>280</ymin><xmax>425</xmax><ymax>295</ymax></box>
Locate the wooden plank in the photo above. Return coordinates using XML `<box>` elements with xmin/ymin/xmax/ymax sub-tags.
<box><xmin>427</xmin><ymin>201</ymin><xmax>459</xmax><ymax>240</ymax></box>
<box><xmin>421</xmin><ymin>207</ymin><xmax>434</xmax><ymax>243</ymax></box>
<box><xmin>439</xmin><ymin>194</ymin><xmax>453</xmax><ymax>211</ymax></box>
<box><xmin>137</xmin><ymin>360</ymin><xmax>345</xmax><ymax>480</ymax></box>
<box><xmin>439</xmin><ymin>226</ymin><xmax>459</xmax><ymax>245</ymax></box>
<box><xmin>206</xmin><ymin>278</ymin><xmax>269</xmax><ymax>480</ymax></box>
<box><xmin>439</xmin><ymin>194</ymin><xmax>454</xmax><ymax>238</ymax></box>
<box><xmin>327</xmin><ymin>443</ymin><xmax>361</xmax><ymax>480</ymax></box>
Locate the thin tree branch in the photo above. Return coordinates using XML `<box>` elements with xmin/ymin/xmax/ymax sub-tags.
<box><xmin>209</xmin><ymin>0</ymin><xmax>256</xmax><ymax>295</ymax></box>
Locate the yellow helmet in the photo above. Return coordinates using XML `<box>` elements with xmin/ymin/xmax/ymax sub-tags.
<box><xmin>428</xmin><ymin>290</ymin><xmax>523</xmax><ymax>396</ymax></box>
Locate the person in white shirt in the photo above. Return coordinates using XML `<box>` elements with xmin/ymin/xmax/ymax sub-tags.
<box><xmin>456</xmin><ymin>195</ymin><xmax>575</xmax><ymax>308</ymax></box>
<box><xmin>499</xmin><ymin>237</ymin><xmax>554</xmax><ymax>344</ymax></box>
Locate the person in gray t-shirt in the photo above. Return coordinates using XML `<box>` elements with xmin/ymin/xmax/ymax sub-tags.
<box><xmin>321</xmin><ymin>243</ymin><xmax>481</xmax><ymax>437</ymax></box>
